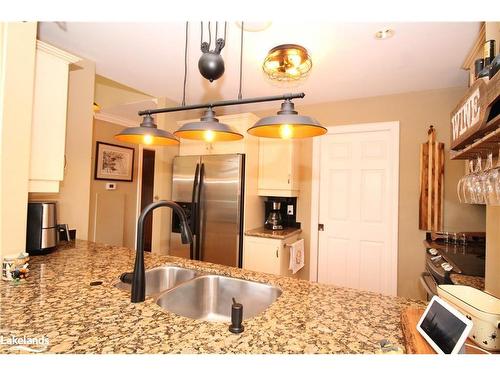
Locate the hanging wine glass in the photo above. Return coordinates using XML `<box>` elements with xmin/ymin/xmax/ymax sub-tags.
<box><xmin>463</xmin><ymin>158</ymin><xmax>476</xmax><ymax>203</ymax></box>
<box><xmin>483</xmin><ymin>150</ymin><xmax>495</xmax><ymax>205</ymax></box>
<box><xmin>457</xmin><ymin>160</ymin><xmax>470</xmax><ymax>203</ymax></box>
<box><xmin>487</xmin><ymin>143</ymin><xmax>500</xmax><ymax>206</ymax></box>
<box><xmin>472</xmin><ymin>154</ymin><xmax>484</xmax><ymax>204</ymax></box>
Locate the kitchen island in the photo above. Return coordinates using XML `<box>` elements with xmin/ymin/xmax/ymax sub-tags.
<box><xmin>0</xmin><ymin>240</ymin><xmax>425</xmax><ymax>354</ymax></box>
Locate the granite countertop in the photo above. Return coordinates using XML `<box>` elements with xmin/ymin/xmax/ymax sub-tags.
<box><xmin>450</xmin><ymin>274</ymin><xmax>485</xmax><ymax>291</ymax></box>
<box><xmin>244</xmin><ymin>226</ymin><xmax>302</xmax><ymax>240</ymax></box>
<box><xmin>0</xmin><ymin>240</ymin><xmax>424</xmax><ymax>354</ymax></box>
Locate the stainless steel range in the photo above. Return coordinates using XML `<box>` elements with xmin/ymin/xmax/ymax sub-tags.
<box><xmin>420</xmin><ymin>232</ymin><xmax>485</xmax><ymax>300</ymax></box>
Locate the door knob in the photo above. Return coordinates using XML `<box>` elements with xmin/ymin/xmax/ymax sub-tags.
<box><xmin>153</xmin><ymin>195</ymin><xmax>159</xmax><ymax>201</ymax></box>
<box><xmin>318</xmin><ymin>224</ymin><xmax>325</xmax><ymax>231</ymax></box>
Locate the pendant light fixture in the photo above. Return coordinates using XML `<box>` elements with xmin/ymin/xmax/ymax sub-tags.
<box><xmin>114</xmin><ymin>22</ymin><xmax>192</xmax><ymax>146</ymax></box>
<box><xmin>114</xmin><ymin>114</ymin><xmax>179</xmax><ymax>146</ymax></box>
<box><xmin>134</xmin><ymin>93</ymin><xmax>324</xmax><ymax>141</ymax></box>
<box><xmin>174</xmin><ymin>108</ymin><xmax>243</xmax><ymax>142</ymax></box>
<box><xmin>247</xmin><ymin>99</ymin><xmax>326</xmax><ymax>139</ymax></box>
<box><xmin>174</xmin><ymin>21</ymin><xmax>243</xmax><ymax>143</ymax></box>
<box><xmin>119</xmin><ymin>24</ymin><xmax>324</xmax><ymax>145</ymax></box>
<box><xmin>198</xmin><ymin>22</ymin><xmax>227</xmax><ymax>82</ymax></box>
<box><xmin>263</xmin><ymin>44</ymin><xmax>312</xmax><ymax>81</ymax></box>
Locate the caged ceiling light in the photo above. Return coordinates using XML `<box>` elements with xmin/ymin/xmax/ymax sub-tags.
<box><xmin>262</xmin><ymin>44</ymin><xmax>312</xmax><ymax>81</ymax></box>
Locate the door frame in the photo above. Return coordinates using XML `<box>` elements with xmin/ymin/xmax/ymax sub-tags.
<box><xmin>134</xmin><ymin>145</ymin><xmax>156</xmax><ymax>249</ymax></box>
<box><xmin>309</xmin><ymin>121</ymin><xmax>400</xmax><ymax>295</ymax></box>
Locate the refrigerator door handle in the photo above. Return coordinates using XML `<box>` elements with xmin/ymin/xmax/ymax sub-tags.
<box><xmin>195</xmin><ymin>163</ymin><xmax>205</xmax><ymax>261</ymax></box>
<box><xmin>189</xmin><ymin>163</ymin><xmax>200</xmax><ymax>260</ymax></box>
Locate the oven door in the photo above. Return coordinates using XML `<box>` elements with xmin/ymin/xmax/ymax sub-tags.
<box><xmin>419</xmin><ymin>272</ymin><xmax>438</xmax><ymax>301</ymax></box>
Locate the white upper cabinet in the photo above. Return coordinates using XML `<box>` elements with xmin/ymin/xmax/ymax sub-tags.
<box><xmin>28</xmin><ymin>41</ymin><xmax>80</xmax><ymax>193</ymax></box>
<box><xmin>257</xmin><ymin>138</ymin><xmax>300</xmax><ymax>197</ymax></box>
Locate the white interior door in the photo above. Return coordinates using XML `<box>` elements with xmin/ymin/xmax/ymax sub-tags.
<box><xmin>317</xmin><ymin>123</ymin><xmax>399</xmax><ymax>296</ymax></box>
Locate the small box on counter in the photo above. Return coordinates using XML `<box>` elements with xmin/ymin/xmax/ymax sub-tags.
<box><xmin>1</xmin><ymin>252</ymin><xmax>30</xmax><ymax>281</ymax></box>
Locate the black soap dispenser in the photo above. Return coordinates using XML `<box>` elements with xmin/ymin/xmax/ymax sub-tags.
<box><xmin>229</xmin><ymin>297</ymin><xmax>244</xmax><ymax>334</ymax></box>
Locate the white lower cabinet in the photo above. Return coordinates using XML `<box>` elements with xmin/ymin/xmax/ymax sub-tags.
<box><xmin>243</xmin><ymin>234</ymin><xmax>300</xmax><ymax>277</ymax></box>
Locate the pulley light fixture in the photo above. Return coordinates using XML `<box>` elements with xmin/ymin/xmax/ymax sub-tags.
<box><xmin>116</xmin><ymin>24</ymin><xmax>325</xmax><ymax>146</ymax></box>
<box><xmin>198</xmin><ymin>21</ymin><xmax>227</xmax><ymax>82</ymax></box>
<box><xmin>174</xmin><ymin>21</ymin><xmax>244</xmax><ymax>142</ymax></box>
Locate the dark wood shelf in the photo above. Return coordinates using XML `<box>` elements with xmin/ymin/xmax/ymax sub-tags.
<box><xmin>450</xmin><ymin>114</ymin><xmax>500</xmax><ymax>160</ymax></box>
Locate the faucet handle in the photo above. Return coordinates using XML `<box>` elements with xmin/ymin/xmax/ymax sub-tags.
<box><xmin>229</xmin><ymin>297</ymin><xmax>244</xmax><ymax>334</ymax></box>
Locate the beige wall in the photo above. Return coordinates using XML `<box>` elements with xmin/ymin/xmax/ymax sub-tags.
<box><xmin>94</xmin><ymin>75</ymin><xmax>153</xmax><ymax>109</ymax></box>
<box><xmin>485</xmin><ymin>22</ymin><xmax>500</xmax><ymax>42</ymax></box>
<box><xmin>88</xmin><ymin>120</ymin><xmax>139</xmax><ymax>249</ymax></box>
<box><xmin>150</xmin><ymin>99</ymin><xmax>185</xmax><ymax>254</ymax></box>
<box><xmin>257</xmin><ymin>86</ymin><xmax>486</xmax><ymax>300</ymax></box>
<box><xmin>485</xmin><ymin>206</ymin><xmax>500</xmax><ymax>298</ymax></box>
<box><xmin>30</xmin><ymin>58</ymin><xmax>95</xmax><ymax>240</ymax></box>
<box><xmin>0</xmin><ymin>22</ymin><xmax>37</xmax><ymax>258</ymax></box>
<box><xmin>484</xmin><ymin>23</ymin><xmax>500</xmax><ymax>299</ymax></box>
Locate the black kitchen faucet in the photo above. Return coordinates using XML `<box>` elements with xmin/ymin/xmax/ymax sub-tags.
<box><xmin>120</xmin><ymin>200</ymin><xmax>193</xmax><ymax>303</ymax></box>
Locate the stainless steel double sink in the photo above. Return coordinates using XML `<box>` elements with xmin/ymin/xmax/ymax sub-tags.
<box><xmin>115</xmin><ymin>265</ymin><xmax>282</xmax><ymax>322</ymax></box>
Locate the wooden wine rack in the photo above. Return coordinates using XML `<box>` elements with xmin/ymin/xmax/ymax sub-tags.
<box><xmin>450</xmin><ymin>114</ymin><xmax>500</xmax><ymax>159</ymax></box>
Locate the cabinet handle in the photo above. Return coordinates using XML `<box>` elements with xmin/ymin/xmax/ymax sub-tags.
<box><xmin>276</xmin><ymin>247</ymin><xmax>279</xmax><ymax>258</ymax></box>
<box><xmin>288</xmin><ymin>174</ymin><xmax>291</xmax><ymax>185</ymax></box>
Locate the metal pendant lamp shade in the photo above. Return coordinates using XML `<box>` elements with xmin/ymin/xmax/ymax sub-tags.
<box><xmin>174</xmin><ymin>108</ymin><xmax>243</xmax><ymax>142</ymax></box>
<box><xmin>247</xmin><ymin>100</ymin><xmax>326</xmax><ymax>139</ymax></box>
<box><xmin>114</xmin><ymin>115</ymin><xmax>179</xmax><ymax>146</ymax></box>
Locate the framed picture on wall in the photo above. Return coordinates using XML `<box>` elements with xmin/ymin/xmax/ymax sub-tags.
<box><xmin>94</xmin><ymin>142</ymin><xmax>134</xmax><ymax>182</ymax></box>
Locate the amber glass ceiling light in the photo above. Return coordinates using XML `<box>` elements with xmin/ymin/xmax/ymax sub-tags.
<box><xmin>174</xmin><ymin>108</ymin><xmax>243</xmax><ymax>142</ymax></box>
<box><xmin>247</xmin><ymin>99</ymin><xmax>326</xmax><ymax>139</ymax></box>
<box><xmin>263</xmin><ymin>44</ymin><xmax>312</xmax><ymax>81</ymax></box>
<box><xmin>114</xmin><ymin>115</ymin><xmax>179</xmax><ymax>146</ymax></box>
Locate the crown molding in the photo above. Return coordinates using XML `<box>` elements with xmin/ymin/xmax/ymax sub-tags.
<box><xmin>94</xmin><ymin>112</ymin><xmax>138</xmax><ymax>128</ymax></box>
<box><xmin>462</xmin><ymin>22</ymin><xmax>486</xmax><ymax>70</ymax></box>
<box><xmin>36</xmin><ymin>40</ymin><xmax>81</xmax><ymax>64</ymax></box>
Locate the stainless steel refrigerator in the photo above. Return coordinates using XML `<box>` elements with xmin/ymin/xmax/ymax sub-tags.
<box><xmin>170</xmin><ymin>154</ymin><xmax>245</xmax><ymax>267</ymax></box>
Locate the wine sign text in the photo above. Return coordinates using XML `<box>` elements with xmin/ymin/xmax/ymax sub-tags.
<box><xmin>451</xmin><ymin>88</ymin><xmax>481</xmax><ymax>142</ymax></box>
<box><xmin>450</xmin><ymin>79</ymin><xmax>488</xmax><ymax>150</ymax></box>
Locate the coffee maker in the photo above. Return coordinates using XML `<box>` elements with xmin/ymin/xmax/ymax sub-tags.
<box><xmin>264</xmin><ymin>201</ymin><xmax>283</xmax><ymax>230</ymax></box>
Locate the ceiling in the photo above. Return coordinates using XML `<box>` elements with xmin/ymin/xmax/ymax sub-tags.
<box><xmin>38</xmin><ymin>22</ymin><xmax>479</xmax><ymax>109</ymax></box>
